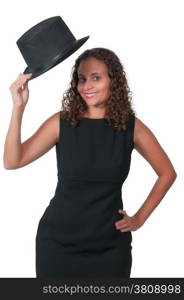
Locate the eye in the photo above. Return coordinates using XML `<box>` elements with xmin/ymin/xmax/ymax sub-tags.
<box><xmin>78</xmin><ymin>78</ymin><xmax>84</xmax><ymax>82</ymax></box>
<box><xmin>78</xmin><ymin>76</ymin><xmax>100</xmax><ymax>83</ymax></box>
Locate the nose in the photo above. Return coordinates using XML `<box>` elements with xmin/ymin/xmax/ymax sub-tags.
<box><xmin>83</xmin><ymin>79</ymin><xmax>94</xmax><ymax>91</ymax></box>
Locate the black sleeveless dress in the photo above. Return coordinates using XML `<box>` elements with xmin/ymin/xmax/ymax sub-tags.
<box><xmin>36</xmin><ymin>114</ymin><xmax>135</xmax><ymax>278</ymax></box>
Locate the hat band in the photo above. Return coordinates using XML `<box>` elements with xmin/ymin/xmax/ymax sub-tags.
<box><xmin>25</xmin><ymin>42</ymin><xmax>76</xmax><ymax>75</ymax></box>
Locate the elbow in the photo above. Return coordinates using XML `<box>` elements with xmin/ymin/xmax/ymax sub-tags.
<box><xmin>3</xmin><ymin>161</ymin><xmax>10</xmax><ymax>169</ymax></box>
<box><xmin>4</xmin><ymin>165</ymin><xmax>14</xmax><ymax>170</ymax></box>
<box><xmin>161</xmin><ymin>170</ymin><xmax>177</xmax><ymax>183</ymax></box>
<box><xmin>172</xmin><ymin>170</ymin><xmax>177</xmax><ymax>178</ymax></box>
<box><xmin>3</xmin><ymin>155</ymin><xmax>21</xmax><ymax>170</ymax></box>
<box><xmin>3</xmin><ymin>163</ymin><xmax>18</xmax><ymax>170</ymax></box>
<box><xmin>169</xmin><ymin>172</ymin><xmax>177</xmax><ymax>187</ymax></box>
<box><xmin>169</xmin><ymin>168</ymin><xmax>177</xmax><ymax>181</ymax></box>
<box><xmin>4</xmin><ymin>165</ymin><xmax>12</xmax><ymax>170</ymax></box>
<box><xmin>171</xmin><ymin>171</ymin><xmax>177</xmax><ymax>182</ymax></box>
<box><xmin>158</xmin><ymin>168</ymin><xmax>177</xmax><ymax>182</ymax></box>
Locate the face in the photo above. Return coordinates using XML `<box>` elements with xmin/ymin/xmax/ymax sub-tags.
<box><xmin>77</xmin><ymin>57</ymin><xmax>111</xmax><ymax>107</ymax></box>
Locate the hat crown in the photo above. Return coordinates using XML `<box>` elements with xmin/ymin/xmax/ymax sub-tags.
<box><xmin>16</xmin><ymin>16</ymin><xmax>89</xmax><ymax>79</ymax></box>
<box><xmin>17</xmin><ymin>16</ymin><xmax>76</xmax><ymax>69</ymax></box>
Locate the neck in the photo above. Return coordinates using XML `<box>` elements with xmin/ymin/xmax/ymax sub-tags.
<box><xmin>81</xmin><ymin>109</ymin><xmax>106</xmax><ymax>119</ymax></box>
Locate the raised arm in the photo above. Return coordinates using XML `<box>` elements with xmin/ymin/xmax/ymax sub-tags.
<box><xmin>3</xmin><ymin>73</ymin><xmax>60</xmax><ymax>169</ymax></box>
<box><xmin>3</xmin><ymin>110</ymin><xmax>60</xmax><ymax>170</ymax></box>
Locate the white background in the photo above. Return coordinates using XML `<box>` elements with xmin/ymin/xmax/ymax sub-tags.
<box><xmin>0</xmin><ymin>0</ymin><xmax>183</xmax><ymax>277</ymax></box>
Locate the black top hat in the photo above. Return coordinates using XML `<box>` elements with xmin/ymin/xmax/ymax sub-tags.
<box><xmin>16</xmin><ymin>16</ymin><xmax>89</xmax><ymax>80</ymax></box>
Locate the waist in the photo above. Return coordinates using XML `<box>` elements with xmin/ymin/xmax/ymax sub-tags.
<box><xmin>57</xmin><ymin>175</ymin><xmax>123</xmax><ymax>184</ymax></box>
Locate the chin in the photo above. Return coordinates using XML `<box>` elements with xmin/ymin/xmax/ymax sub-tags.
<box><xmin>83</xmin><ymin>99</ymin><xmax>99</xmax><ymax>104</ymax></box>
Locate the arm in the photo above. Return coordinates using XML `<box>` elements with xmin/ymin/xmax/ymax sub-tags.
<box><xmin>115</xmin><ymin>117</ymin><xmax>177</xmax><ymax>231</ymax></box>
<box><xmin>133</xmin><ymin>117</ymin><xmax>177</xmax><ymax>226</ymax></box>
<box><xmin>3</xmin><ymin>108</ymin><xmax>60</xmax><ymax>170</ymax></box>
<box><xmin>3</xmin><ymin>106</ymin><xmax>24</xmax><ymax>169</ymax></box>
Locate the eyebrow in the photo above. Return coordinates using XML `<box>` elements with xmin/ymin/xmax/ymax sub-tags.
<box><xmin>78</xmin><ymin>72</ymin><xmax>101</xmax><ymax>76</ymax></box>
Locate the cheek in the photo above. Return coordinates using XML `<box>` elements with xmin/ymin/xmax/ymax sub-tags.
<box><xmin>77</xmin><ymin>84</ymin><xmax>81</xmax><ymax>93</ymax></box>
<box><xmin>103</xmin><ymin>84</ymin><xmax>111</xmax><ymax>95</ymax></box>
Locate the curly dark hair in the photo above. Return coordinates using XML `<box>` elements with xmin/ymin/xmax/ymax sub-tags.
<box><xmin>60</xmin><ymin>47</ymin><xmax>136</xmax><ymax>131</ymax></box>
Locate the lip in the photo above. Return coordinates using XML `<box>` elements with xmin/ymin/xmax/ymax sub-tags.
<box><xmin>83</xmin><ymin>92</ymin><xmax>97</xmax><ymax>98</ymax></box>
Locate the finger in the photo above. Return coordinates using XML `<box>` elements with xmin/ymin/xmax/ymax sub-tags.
<box><xmin>120</xmin><ymin>227</ymin><xmax>130</xmax><ymax>232</ymax></box>
<box><xmin>115</xmin><ymin>220</ymin><xmax>127</xmax><ymax>228</ymax></box>
<box><xmin>21</xmin><ymin>84</ymin><xmax>26</xmax><ymax>90</ymax></box>
<box><xmin>17</xmin><ymin>73</ymin><xmax>32</xmax><ymax>81</ymax></box>
<box><xmin>14</xmin><ymin>82</ymin><xmax>26</xmax><ymax>90</ymax></box>
<box><xmin>118</xmin><ymin>209</ymin><xmax>127</xmax><ymax>214</ymax></box>
<box><xmin>25</xmin><ymin>73</ymin><xmax>32</xmax><ymax>79</ymax></box>
<box><xmin>15</xmin><ymin>76</ymin><xmax>30</xmax><ymax>86</ymax></box>
<box><xmin>119</xmin><ymin>222</ymin><xmax>130</xmax><ymax>229</ymax></box>
<box><xmin>18</xmin><ymin>72</ymin><xmax>32</xmax><ymax>76</ymax></box>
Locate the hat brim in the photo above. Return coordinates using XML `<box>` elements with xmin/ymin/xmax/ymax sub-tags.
<box><xmin>23</xmin><ymin>35</ymin><xmax>89</xmax><ymax>80</ymax></box>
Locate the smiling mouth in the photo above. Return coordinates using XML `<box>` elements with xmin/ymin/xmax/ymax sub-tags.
<box><xmin>84</xmin><ymin>92</ymin><xmax>97</xmax><ymax>98</ymax></box>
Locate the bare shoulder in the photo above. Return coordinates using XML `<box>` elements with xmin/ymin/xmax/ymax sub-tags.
<box><xmin>133</xmin><ymin>116</ymin><xmax>162</xmax><ymax>155</ymax></box>
<box><xmin>134</xmin><ymin>116</ymin><xmax>159</xmax><ymax>150</ymax></box>
<box><xmin>52</xmin><ymin>111</ymin><xmax>61</xmax><ymax>143</ymax></box>
<box><xmin>133</xmin><ymin>116</ymin><xmax>176</xmax><ymax>177</ymax></box>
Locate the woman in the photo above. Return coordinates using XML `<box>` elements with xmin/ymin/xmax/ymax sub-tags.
<box><xmin>4</xmin><ymin>47</ymin><xmax>177</xmax><ymax>278</ymax></box>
